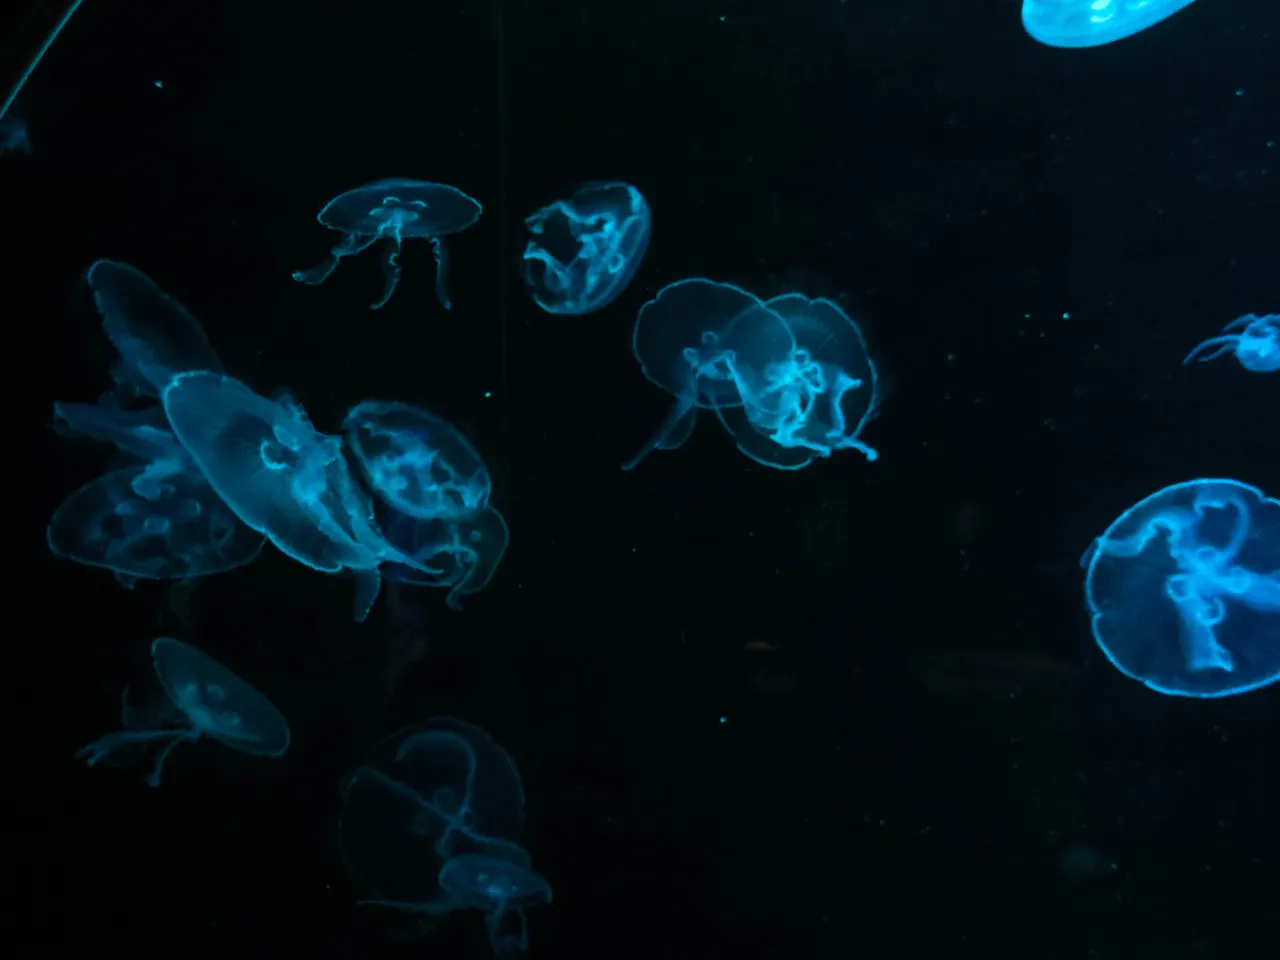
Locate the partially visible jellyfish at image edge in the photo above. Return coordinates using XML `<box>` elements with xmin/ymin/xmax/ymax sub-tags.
<box><xmin>1021</xmin><ymin>0</ymin><xmax>1199</xmax><ymax>48</ymax></box>
<box><xmin>1183</xmin><ymin>314</ymin><xmax>1279</xmax><ymax>374</ymax></box>
<box><xmin>77</xmin><ymin>637</ymin><xmax>290</xmax><ymax>787</ymax></box>
<box><xmin>293</xmin><ymin>179</ymin><xmax>482</xmax><ymax>310</ymax></box>
<box><xmin>522</xmin><ymin>181</ymin><xmax>651</xmax><ymax>315</ymax></box>
<box><xmin>1082</xmin><ymin>479</ymin><xmax>1280</xmax><ymax>698</ymax></box>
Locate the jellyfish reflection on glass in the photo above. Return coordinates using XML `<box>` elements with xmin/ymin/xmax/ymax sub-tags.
<box><xmin>1183</xmin><ymin>314</ymin><xmax>1279</xmax><ymax>374</ymax></box>
<box><xmin>293</xmin><ymin>179</ymin><xmax>482</xmax><ymax>310</ymax></box>
<box><xmin>337</xmin><ymin>717</ymin><xmax>547</xmax><ymax>954</ymax></box>
<box><xmin>77</xmin><ymin>637</ymin><xmax>290</xmax><ymax>787</ymax></box>
<box><xmin>1021</xmin><ymin>0</ymin><xmax>1198</xmax><ymax>47</ymax></box>
<box><xmin>522</xmin><ymin>181</ymin><xmax>651</xmax><ymax>315</ymax></box>
<box><xmin>1082</xmin><ymin>479</ymin><xmax>1280</xmax><ymax>697</ymax></box>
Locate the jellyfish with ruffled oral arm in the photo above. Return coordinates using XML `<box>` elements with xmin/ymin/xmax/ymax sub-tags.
<box><xmin>1183</xmin><ymin>314</ymin><xmax>1279</xmax><ymax>374</ymax></box>
<box><xmin>293</xmin><ymin>179</ymin><xmax>482</xmax><ymax>310</ymax></box>
<box><xmin>1021</xmin><ymin>0</ymin><xmax>1199</xmax><ymax>48</ymax></box>
<box><xmin>1083</xmin><ymin>478</ymin><xmax>1280</xmax><ymax>697</ymax></box>
<box><xmin>77</xmin><ymin>637</ymin><xmax>290</xmax><ymax>787</ymax></box>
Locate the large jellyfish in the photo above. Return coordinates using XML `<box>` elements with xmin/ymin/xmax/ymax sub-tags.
<box><xmin>48</xmin><ymin>463</ymin><xmax>264</xmax><ymax>586</ymax></box>
<box><xmin>293</xmin><ymin>178</ymin><xmax>482</xmax><ymax>310</ymax></box>
<box><xmin>1021</xmin><ymin>0</ymin><xmax>1199</xmax><ymax>48</ymax></box>
<box><xmin>342</xmin><ymin>400</ymin><xmax>491</xmax><ymax>521</ymax></box>
<box><xmin>77</xmin><ymin>637</ymin><xmax>290</xmax><ymax>787</ymax></box>
<box><xmin>338</xmin><ymin>718</ymin><xmax>546</xmax><ymax>953</ymax></box>
<box><xmin>161</xmin><ymin>371</ymin><xmax>396</xmax><ymax>619</ymax></box>
<box><xmin>1183</xmin><ymin>314</ymin><xmax>1279</xmax><ymax>374</ymax></box>
<box><xmin>1082</xmin><ymin>479</ymin><xmax>1280</xmax><ymax>697</ymax></box>
<box><xmin>86</xmin><ymin>259</ymin><xmax>225</xmax><ymax>397</ymax></box>
<box><xmin>522</xmin><ymin>181</ymin><xmax>651</xmax><ymax>315</ymax></box>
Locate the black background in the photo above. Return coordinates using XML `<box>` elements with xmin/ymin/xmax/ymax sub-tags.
<box><xmin>8</xmin><ymin>0</ymin><xmax>1279</xmax><ymax>956</ymax></box>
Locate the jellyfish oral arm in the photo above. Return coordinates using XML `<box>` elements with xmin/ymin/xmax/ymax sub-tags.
<box><xmin>293</xmin><ymin>233</ymin><xmax>378</xmax><ymax>286</ymax></box>
<box><xmin>75</xmin><ymin>728</ymin><xmax>197</xmax><ymax>788</ymax></box>
<box><xmin>622</xmin><ymin>392</ymin><xmax>698</xmax><ymax>471</ymax></box>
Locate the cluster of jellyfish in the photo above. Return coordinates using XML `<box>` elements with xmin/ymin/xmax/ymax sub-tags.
<box><xmin>49</xmin><ymin>259</ymin><xmax>509</xmax><ymax>618</ymax></box>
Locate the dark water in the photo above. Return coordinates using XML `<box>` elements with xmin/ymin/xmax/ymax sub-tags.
<box><xmin>10</xmin><ymin>0</ymin><xmax>1279</xmax><ymax>956</ymax></box>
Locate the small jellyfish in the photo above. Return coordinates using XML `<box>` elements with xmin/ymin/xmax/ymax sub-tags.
<box><xmin>438</xmin><ymin>836</ymin><xmax>552</xmax><ymax>956</ymax></box>
<box><xmin>1183</xmin><ymin>314</ymin><xmax>1279</xmax><ymax>374</ymax></box>
<box><xmin>86</xmin><ymin>260</ymin><xmax>225</xmax><ymax>398</ymax></box>
<box><xmin>382</xmin><ymin>505</ymin><xmax>510</xmax><ymax>610</ymax></box>
<box><xmin>77</xmin><ymin>637</ymin><xmax>290</xmax><ymax>787</ymax></box>
<box><xmin>1083</xmin><ymin>479</ymin><xmax>1280</xmax><ymax>697</ymax></box>
<box><xmin>522</xmin><ymin>181</ymin><xmax>651</xmax><ymax>315</ymax></box>
<box><xmin>47</xmin><ymin>463</ymin><xmax>264</xmax><ymax>586</ymax></box>
<box><xmin>0</xmin><ymin>101</ymin><xmax>31</xmax><ymax>154</ymax></box>
<box><xmin>343</xmin><ymin>400</ymin><xmax>491</xmax><ymax>520</ymax></box>
<box><xmin>1022</xmin><ymin>0</ymin><xmax>1199</xmax><ymax>47</ymax></box>
<box><xmin>293</xmin><ymin>178</ymin><xmax>482</xmax><ymax>310</ymax></box>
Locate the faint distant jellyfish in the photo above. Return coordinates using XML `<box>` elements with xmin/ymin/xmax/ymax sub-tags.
<box><xmin>1082</xmin><ymin>478</ymin><xmax>1280</xmax><ymax>697</ymax></box>
<box><xmin>1021</xmin><ymin>0</ymin><xmax>1199</xmax><ymax>47</ymax></box>
<box><xmin>47</xmin><ymin>463</ymin><xmax>264</xmax><ymax>586</ymax></box>
<box><xmin>343</xmin><ymin>400</ymin><xmax>492</xmax><ymax>520</ymax></box>
<box><xmin>0</xmin><ymin>102</ymin><xmax>31</xmax><ymax>153</ymax></box>
<box><xmin>382</xmin><ymin>505</ymin><xmax>510</xmax><ymax>610</ymax></box>
<box><xmin>293</xmin><ymin>178</ymin><xmax>482</xmax><ymax>310</ymax></box>
<box><xmin>86</xmin><ymin>259</ymin><xmax>226</xmax><ymax>397</ymax></box>
<box><xmin>522</xmin><ymin>181</ymin><xmax>651</xmax><ymax>315</ymax></box>
<box><xmin>438</xmin><ymin>836</ymin><xmax>553</xmax><ymax>956</ymax></box>
<box><xmin>77</xmin><ymin>637</ymin><xmax>290</xmax><ymax>787</ymax></box>
<box><xmin>1183</xmin><ymin>314</ymin><xmax>1279</xmax><ymax>374</ymax></box>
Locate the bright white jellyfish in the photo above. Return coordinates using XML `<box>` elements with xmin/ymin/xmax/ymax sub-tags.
<box><xmin>1083</xmin><ymin>479</ymin><xmax>1280</xmax><ymax>697</ymax></box>
<box><xmin>1022</xmin><ymin>0</ymin><xmax>1199</xmax><ymax>48</ymax></box>
<box><xmin>522</xmin><ymin>181</ymin><xmax>651</xmax><ymax>315</ymax></box>
<box><xmin>77</xmin><ymin>637</ymin><xmax>290</xmax><ymax>786</ymax></box>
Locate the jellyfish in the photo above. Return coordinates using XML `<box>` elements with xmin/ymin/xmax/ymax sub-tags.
<box><xmin>381</xmin><ymin>505</ymin><xmax>510</xmax><ymax>610</ymax></box>
<box><xmin>438</xmin><ymin>836</ymin><xmax>553</xmax><ymax>956</ymax></box>
<box><xmin>77</xmin><ymin>637</ymin><xmax>290</xmax><ymax>787</ymax></box>
<box><xmin>48</xmin><ymin>462</ymin><xmax>264</xmax><ymax>586</ymax></box>
<box><xmin>53</xmin><ymin>399</ymin><xmax>186</xmax><ymax>466</ymax></box>
<box><xmin>716</xmin><ymin>293</ymin><xmax>880</xmax><ymax>469</ymax></box>
<box><xmin>522</xmin><ymin>181</ymin><xmax>651</xmax><ymax>315</ymax></box>
<box><xmin>161</xmin><ymin>371</ymin><xmax>398</xmax><ymax>619</ymax></box>
<box><xmin>293</xmin><ymin>178</ymin><xmax>482</xmax><ymax>310</ymax></box>
<box><xmin>1082</xmin><ymin>478</ymin><xmax>1280</xmax><ymax>697</ymax></box>
<box><xmin>86</xmin><ymin>259</ymin><xmax>225</xmax><ymax>397</ymax></box>
<box><xmin>1021</xmin><ymin>0</ymin><xmax>1199</xmax><ymax>48</ymax></box>
<box><xmin>1183</xmin><ymin>314</ymin><xmax>1279</xmax><ymax>374</ymax></box>
<box><xmin>342</xmin><ymin>400</ymin><xmax>491</xmax><ymax>521</ymax></box>
<box><xmin>0</xmin><ymin>102</ymin><xmax>31</xmax><ymax>154</ymax></box>
<box><xmin>338</xmin><ymin>718</ymin><xmax>528</xmax><ymax>918</ymax></box>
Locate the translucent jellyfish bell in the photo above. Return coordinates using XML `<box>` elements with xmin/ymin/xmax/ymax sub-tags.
<box><xmin>1021</xmin><ymin>0</ymin><xmax>1199</xmax><ymax>48</ymax></box>
<box><xmin>293</xmin><ymin>178</ymin><xmax>482</xmax><ymax>310</ymax></box>
<box><xmin>623</xmin><ymin>278</ymin><xmax>799</xmax><ymax>470</ymax></box>
<box><xmin>382</xmin><ymin>505</ymin><xmax>510</xmax><ymax>610</ymax></box>
<box><xmin>343</xmin><ymin>400</ymin><xmax>491</xmax><ymax>521</ymax></box>
<box><xmin>1183</xmin><ymin>314</ymin><xmax>1279</xmax><ymax>374</ymax></box>
<box><xmin>438</xmin><ymin>836</ymin><xmax>553</xmax><ymax>956</ymax></box>
<box><xmin>77</xmin><ymin>637</ymin><xmax>290</xmax><ymax>787</ymax></box>
<box><xmin>86</xmin><ymin>259</ymin><xmax>225</xmax><ymax>397</ymax></box>
<box><xmin>48</xmin><ymin>463</ymin><xmax>265</xmax><ymax>586</ymax></box>
<box><xmin>1083</xmin><ymin>479</ymin><xmax>1280</xmax><ymax>698</ymax></box>
<box><xmin>522</xmin><ymin>181</ymin><xmax>651</xmax><ymax>315</ymax></box>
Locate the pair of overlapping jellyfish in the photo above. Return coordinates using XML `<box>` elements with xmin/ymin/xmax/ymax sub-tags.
<box><xmin>622</xmin><ymin>278</ymin><xmax>880</xmax><ymax>471</ymax></box>
<box><xmin>1083</xmin><ymin>479</ymin><xmax>1280</xmax><ymax>698</ymax></box>
<box><xmin>1022</xmin><ymin>0</ymin><xmax>1199</xmax><ymax>47</ymax></box>
<box><xmin>1183</xmin><ymin>314</ymin><xmax>1280</xmax><ymax>374</ymax></box>
<box><xmin>339</xmin><ymin>717</ymin><xmax>551</xmax><ymax>957</ymax></box>
<box><xmin>77</xmin><ymin>636</ymin><xmax>290</xmax><ymax>787</ymax></box>
<box><xmin>49</xmin><ymin>259</ymin><xmax>508</xmax><ymax>617</ymax></box>
<box><xmin>294</xmin><ymin>177</ymin><xmax>652</xmax><ymax>318</ymax></box>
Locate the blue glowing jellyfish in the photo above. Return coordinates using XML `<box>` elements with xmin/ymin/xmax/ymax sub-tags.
<box><xmin>522</xmin><ymin>181</ymin><xmax>651</xmax><ymax>315</ymax></box>
<box><xmin>438</xmin><ymin>836</ymin><xmax>553</xmax><ymax>956</ymax></box>
<box><xmin>715</xmin><ymin>293</ymin><xmax>880</xmax><ymax>470</ymax></box>
<box><xmin>343</xmin><ymin>400</ymin><xmax>491</xmax><ymax>521</ymax></box>
<box><xmin>0</xmin><ymin>102</ymin><xmax>31</xmax><ymax>154</ymax></box>
<box><xmin>1083</xmin><ymin>479</ymin><xmax>1280</xmax><ymax>697</ymax></box>
<box><xmin>162</xmin><ymin>371</ymin><xmax>397</xmax><ymax>619</ymax></box>
<box><xmin>293</xmin><ymin>179</ymin><xmax>482</xmax><ymax>310</ymax></box>
<box><xmin>87</xmin><ymin>259</ymin><xmax>225</xmax><ymax>397</ymax></box>
<box><xmin>48</xmin><ymin>463</ymin><xmax>264</xmax><ymax>586</ymax></box>
<box><xmin>382</xmin><ymin>505</ymin><xmax>510</xmax><ymax>609</ymax></box>
<box><xmin>1183</xmin><ymin>314</ymin><xmax>1279</xmax><ymax>374</ymax></box>
<box><xmin>77</xmin><ymin>637</ymin><xmax>290</xmax><ymax>787</ymax></box>
<box><xmin>337</xmin><ymin>717</ymin><xmax>531</xmax><ymax>924</ymax></box>
<box><xmin>1022</xmin><ymin>0</ymin><xmax>1199</xmax><ymax>48</ymax></box>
